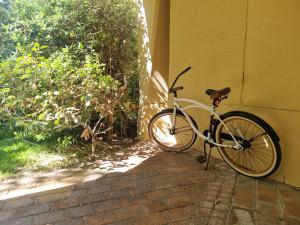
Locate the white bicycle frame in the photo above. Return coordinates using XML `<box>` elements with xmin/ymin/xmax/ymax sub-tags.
<box><xmin>172</xmin><ymin>96</ymin><xmax>242</xmax><ymax>149</ymax></box>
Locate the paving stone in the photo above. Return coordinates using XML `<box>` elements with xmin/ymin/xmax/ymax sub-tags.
<box><xmin>75</xmin><ymin>181</ymin><xmax>98</xmax><ymax>190</ymax></box>
<box><xmin>216</xmin><ymin>197</ymin><xmax>231</xmax><ymax>205</ymax></box>
<box><xmin>1</xmin><ymin>150</ymin><xmax>300</xmax><ymax>225</ymax></box>
<box><xmin>283</xmin><ymin>198</ymin><xmax>300</xmax><ymax>218</ymax></box>
<box><xmin>33</xmin><ymin>210</ymin><xmax>65</xmax><ymax>225</ymax></box>
<box><xmin>192</xmin><ymin>206</ymin><xmax>210</xmax><ymax>217</ymax></box>
<box><xmin>113</xmin><ymin>203</ymin><xmax>150</xmax><ymax>221</ymax></box>
<box><xmin>120</xmin><ymin>194</ymin><xmax>146</xmax><ymax>205</ymax></box>
<box><xmin>147</xmin><ymin>200</ymin><xmax>169</xmax><ymax>212</ymax></box>
<box><xmin>145</xmin><ymin>188</ymin><xmax>173</xmax><ymax>201</ymax></box>
<box><xmin>133</xmin><ymin>183</ymin><xmax>157</xmax><ymax>195</ymax></box>
<box><xmin>208</xmin><ymin>217</ymin><xmax>226</xmax><ymax>225</ymax></box>
<box><xmin>214</xmin><ymin>203</ymin><xmax>229</xmax><ymax>210</ymax></box>
<box><xmin>187</xmin><ymin>216</ymin><xmax>209</xmax><ymax>225</ymax></box>
<box><xmin>84</xmin><ymin>211</ymin><xmax>116</xmax><ymax>225</ymax></box>
<box><xmin>113</xmin><ymin>217</ymin><xmax>140</xmax><ymax>225</ymax></box>
<box><xmin>53</xmin><ymin>218</ymin><xmax>85</xmax><ymax>225</ymax></box>
<box><xmin>105</xmin><ymin>188</ymin><xmax>130</xmax><ymax>200</ymax></box>
<box><xmin>0</xmin><ymin>209</ymin><xmax>17</xmax><ymax>222</ymax></box>
<box><xmin>66</xmin><ymin>204</ymin><xmax>95</xmax><ymax>219</ymax></box>
<box><xmin>51</xmin><ymin>197</ymin><xmax>80</xmax><ymax>211</ymax></box>
<box><xmin>285</xmin><ymin>216</ymin><xmax>300</xmax><ymax>225</ymax></box>
<box><xmin>207</xmin><ymin>190</ymin><xmax>219</xmax><ymax>197</ymax></box>
<box><xmin>0</xmin><ymin>200</ymin><xmax>5</xmax><ymax>210</ymax></box>
<box><xmin>35</xmin><ymin>191</ymin><xmax>72</xmax><ymax>204</ymax></box>
<box><xmin>211</xmin><ymin>209</ymin><xmax>229</xmax><ymax>221</ymax></box>
<box><xmin>111</xmin><ymin>180</ymin><xmax>135</xmax><ymax>191</ymax></box>
<box><xmin>256</xmin><ymin>201</ymin><xmax>284</xmax><ymax>225</ymax></box>
<box><xmin>34</xmin><ymin>185</ymin><xmax>75</xmax><ymax>196</ymax></box>
<box><xmin>279</xmin><ymin>185</ymin><xmax>300</xmax><ymax>201</ymax></box>
<box><xmin>257</xmin><ymin>182</ymin><xmax>278</xmax><ymax>203</ymax></box>
<box><xmin>86</xmin><ymin>185</ymin><xmax>111</xmax><ymax>195</ymax></box>
<box><xmin>218</xmin><ymin>191</ymin><xmax>233</xmax><ymax>200</ymax></box>
<box><xmin>1</xmin><ymin>215</ymin><xmax>33</xmax><ymax>225</ymax></box>
<box><xmin>220</xmin><ymin>186</ymin><xmax>234</xmax><ymax>193</ymax></box>
<box><xmin>4</xmin><ymin>197</ymin><xmax>34</xmax><ymax>210</ymax></box>
<box><xmin>164</xmin><ymin>196</ymin><xmax>194</xmax><ymax>208</ymax></box>
<box><xmin>17</xmin><ymin>203</ymin><xmax>50</xmax><ymax>217</ymax></box>
<box><xmin>210</xmin><ymin>185</ymin><xmax>221</xmax><ymax>191</ymax></box>
<box><xmin>236</xmin><ymin>175</ymin><xmax>255</xmax><ymax>191</ymax></box>
<box><xmin>162</xmin><ymin>206</ymin><xmax>196</xmax><ymax>223</ymax></box>
<box><xmin>198</xmin><ymin>201</ymin><xmax>215</xmax><ymax>209</ymax></box>
<box><xmin>144</xmin><ymin>212</ymin><xmax>168</xmax><ymax>225</ymax></box>
<box><xmin>227</xmin><ymin>208</ymin><xmax>254</xmax><ymax>225</ymax></box>
<box><xmin>169</xmin><ymin>220</ymin><xmax>196</xmax><ymax>225</ymax></box>
<box><xmin>81</xmin><ymin>193</ymin><xmax>106</xmax><ymax>205</ymax></box>
<box><xmin>70</xmin><ymin>189</ymin><xmax>88</xmax><ymax>198</ymax></box>
<box><xmin>94</xmin><ymin>198</ymin><xmax>124</xmax><ymax>213</ymax></box>
<box><xmin>280</xmin><ymin>186</ymin><xmax>300</xmax><ymax>219</ymax></box>
<box><xmin>232</xmin><ymin>190</ymin><xmax>254</xmax><ymax>209</ymax></box>
<box><xmin>205</xmin><ymin>195</ymin><xmax>217</xmax><ymax>201</ymax></box>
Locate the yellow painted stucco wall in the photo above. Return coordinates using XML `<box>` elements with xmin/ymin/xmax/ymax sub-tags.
<box><xmin>138</xmin><ymin>0</ymin><xmax>170</xmax><ymax>137</ymax></box>
<box><xmin>140</xmin><ymin>0</ymin><xmax>300</xmax><ymax>187</ymax></box>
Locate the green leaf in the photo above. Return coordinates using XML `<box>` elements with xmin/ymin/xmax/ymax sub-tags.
<box><xmin>0</xmin><ymin>88</ymin><xmax>10</xmax><ymax>94</ymax></box>
<box><xmin>38</xmin><ymin>112</ymin><xmax>46</xmax><ymax>121</ymax></box>
<box><xmin>20</xmin><ymin>74</ymin><xmax>30</xmax><ymax>80</ymax></box>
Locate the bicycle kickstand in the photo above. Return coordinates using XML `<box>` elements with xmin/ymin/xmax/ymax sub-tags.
<box><xmin>196</xmin><ymin>141</ymin><xmax>213</xmax><ymax>170</ymax></box>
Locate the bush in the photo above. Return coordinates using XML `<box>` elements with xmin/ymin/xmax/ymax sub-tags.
<box><xmin>0</xmin><ymin>44</ymin><xmax>125</xmax><ymax>157</ymax></box>
<box><xmin>0</xmin><ymin>0</ymin><xmax>139</xmax><ymax>157</ymax></box>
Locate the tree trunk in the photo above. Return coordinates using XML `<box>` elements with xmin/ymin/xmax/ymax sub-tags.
<box><xmin>91</xmin><ymin>134</ymin><xmax>96</xmax><ymax>160</ymax></box>
<box><xmin>108</xmin><ymin>110</ymin><xmax>114</xmax><ymax>143</ymax></box>
<box><xmin>121</xmin><ymin>111</ymin><xmax>128</xmax><ymax>137</ymax></box>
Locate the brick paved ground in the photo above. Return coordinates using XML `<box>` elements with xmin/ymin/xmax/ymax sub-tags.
<box><xmin>0</xmin><ymin>148</ymin><xmax>299</xmax><ymax>225</ymax></box>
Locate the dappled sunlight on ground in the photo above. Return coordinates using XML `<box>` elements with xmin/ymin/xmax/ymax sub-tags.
<box><xmin>0</xmin><ymin>146</ymin><xmax>299</xmax><ymax>225</ymax></box>
<box><xmin>0</xmin><ymin>141</ymin><xmax>161</xmax><ymax>201</ymax></box>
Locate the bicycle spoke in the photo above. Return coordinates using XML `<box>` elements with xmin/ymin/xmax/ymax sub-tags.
<box><xmin>216</xmin><ymin>115</ymin><xmax>277</xmax><ymax>177</ymax></box>
<box><xmin>249</xmin><ymin>132</ymin><xmax>267</xmax><ymax>142</ymax></box>
<box><xmin>150</xmin><ymin>112</ymin><xmax>196</xmax><ymax>151</ymax></box>
<box><xmin>175</xmin><ymin>127</ymin><xmax>194</xmax><ymax>134</ymax></box>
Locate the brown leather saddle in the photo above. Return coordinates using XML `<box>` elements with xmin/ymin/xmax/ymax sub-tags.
<box><xmin>205</xmin><ymin>87</ymin><xmax>231</xmax><ymax>99</ymax></box>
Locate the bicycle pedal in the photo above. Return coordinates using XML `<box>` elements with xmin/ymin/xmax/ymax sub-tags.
<box><xmin>196</xmin><ymin>155</ymin><xmax>207</xmax><ymax>164</ymax></box>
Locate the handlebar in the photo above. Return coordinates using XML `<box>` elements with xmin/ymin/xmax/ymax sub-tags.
<box><xmin>177</xmin><ymin>66</ymin><xmax>191</xmax><ymax>77</ymax></box>
<box><xmin>169</xmin><ymin>66</ymin><xmax>191</xmax><ymax>93</ymax></box>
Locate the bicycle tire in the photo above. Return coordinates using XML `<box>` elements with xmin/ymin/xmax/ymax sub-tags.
<box><xmin>214</xmin><ymin>111</ymin><xmax>281</xmax><ymax>178</ymax></box>
<box><xmin>148</xmin><ymin>109</ymin><xmax>198</xmax><ymax>152</ymax></box>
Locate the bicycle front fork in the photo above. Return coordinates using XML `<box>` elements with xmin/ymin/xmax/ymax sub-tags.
<box><xmin>170</xmin><ymin>106</ymin><xmax>177</xmax><ymax>133</ymax></box>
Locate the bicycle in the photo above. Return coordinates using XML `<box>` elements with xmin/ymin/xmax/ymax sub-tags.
<box><xmin>148</xmin><ymin>67</ymin><xmax>281</xmax><ymax>178</ymax></box>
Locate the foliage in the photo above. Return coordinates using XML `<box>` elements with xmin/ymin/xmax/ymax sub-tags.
<box><xmin>0</xmin><ymin>44</ymin><xmax>127</xmax><ymax>157</ymax></box>
<box><xmin>0</xmin><ymin>0</ymin><xmax>139</xmax><ymax>157</ymax></box>
<box><xmin>0</xmin><ymin>0</ymin><xmax>10</xmax><ymax>24</ymax></box>
<box><xmin>0</xmin><ymin>0</ymin><xmax>139</xmax><ymax>84</ymax></box>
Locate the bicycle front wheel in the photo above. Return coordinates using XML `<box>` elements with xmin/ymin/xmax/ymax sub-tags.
<box><xmin>148</xmin><ymin>109</ymin><xmax>197</xmax><ymax>152</ymax></box>
<box><xmin>214</xmin><ymin>111</ymin><xmax>281</xmax><ymax>178</ymax></box>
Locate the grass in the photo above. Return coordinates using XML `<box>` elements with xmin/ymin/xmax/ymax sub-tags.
<box><xmin>0</xmin><ymin>134</ymin><xmax>80</xmax><ymax>180</ymax></box>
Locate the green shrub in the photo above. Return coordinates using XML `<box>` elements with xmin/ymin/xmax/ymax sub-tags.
<box><xmin>0</xmin><ymin>0</ymin><xmax>139</xmax><ymax>156</ymax></box>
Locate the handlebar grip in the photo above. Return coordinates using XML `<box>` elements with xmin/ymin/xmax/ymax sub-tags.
<box><xmin>183</xmin><ymin>66</ymin><xmax>192</xmax><ymax>73</ymax></box>
<box><xmin>169</xmin><ymin>66</ymin><xmax>192</xmax><ymax>92</ymax></box>
<box><xmin>178</xmin><ymin>66</ymin><xmax>192</xmax><ymax>76</ymax></box>
<box><xmin>169</xmin><ymin>86</ymin><xmax>184</xmax><ymax>93</ymax></box>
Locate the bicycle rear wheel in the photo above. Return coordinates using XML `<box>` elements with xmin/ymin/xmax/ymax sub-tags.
<box><xmin>148</xmin><ymin>109</ymin><xmax>197</xmax><ymax>152</ymax></box>
<box><xmin>214</xmin><ymin>111</ymin><xmax>281</xmax><ymax>178</ymax></box>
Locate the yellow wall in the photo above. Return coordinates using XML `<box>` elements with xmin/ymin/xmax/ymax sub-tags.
<box><xmin>140</xmin><ymin>0</ymin><xmax>300</xmax><ymax>187</ymax></box>
<box><xmin>138</xmin><ymin>0</ymin><xmax>170</xmax><ymax>137</ymax></box>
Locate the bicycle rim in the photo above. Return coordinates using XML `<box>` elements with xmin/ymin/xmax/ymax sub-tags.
<box><xmin>215</xmin><ymin>116</ymin><xmax>277</xmax><ymax>177</ymax></box>
<box><xmin>149</xmin><ymin>112</ymin><xmax>196</xmax><ymax>151</ymax></box>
